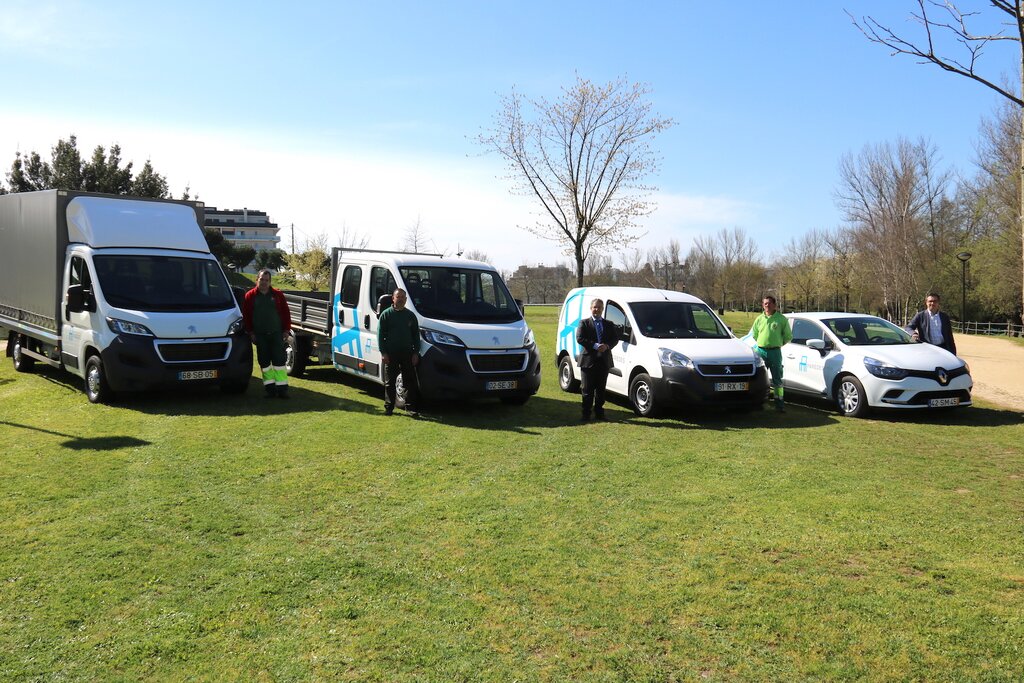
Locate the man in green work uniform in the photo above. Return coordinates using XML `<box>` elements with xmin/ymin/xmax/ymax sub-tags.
<box><xmin>748</xmin><ymin>294</ymin><xmax>792</xmax><ymax>412</ymax></box>
<box><xmin>378</xmin><ymin>288</ymin><xmax>420</xmax><ymax>417</ymax></box>
<box><xmin>242</xmin><ymin>269</ymin><xmax>293</xmax><ymax>398</ymax></box>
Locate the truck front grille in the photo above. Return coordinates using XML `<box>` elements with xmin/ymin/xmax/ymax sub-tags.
<box><xmin>155</xmin><ymin>340</ymin><xmax>231</xmax><ymax>363</ymax></box>
<box><xmin>467</xmin><ymin>351</ymin><xmax>528</xmax><ymax>374</ymax></box>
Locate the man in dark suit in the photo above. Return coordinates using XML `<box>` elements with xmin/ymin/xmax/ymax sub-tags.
<box><xmin>905</xmin><ymin>292</ymin><xmax>957</xmax><ymax>355</ymax></box>
<box><xmin>576</xmin><ymin>298</ymin><xmax>621</xmax><ymax>421</ymax></box>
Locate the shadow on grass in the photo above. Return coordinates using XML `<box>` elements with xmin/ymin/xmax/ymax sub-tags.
<box><xmin>604</xmin><ymin>394</ymin><xmax>841</xmax><ymax>431</ymax></box>
<box><xmin>781</xmin><ymin>394</ymin><xmax>1023</xmax><ymax>427</ymax></box>
<box><xmin>0</xmin><ymin>420</ymin><xmax>152</xmax><ymax>451</ymax></box>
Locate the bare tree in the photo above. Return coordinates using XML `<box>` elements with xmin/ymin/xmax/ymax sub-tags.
<box><xmin>339</xmin><ymin>222</ymin><xmax>370</xmax><ymax>251</ymax></box>
<box><xmin>461</xmin><ymin>249</ymin><xmax>491</xmax><ymax>263</ymax></box>
<box><xmin>401</xmin><ymin>216</ymin><xmax>429</xmax><ymax>253</ymax></box>
<box><xmin>849</xmin><ymin>0</ymin><xmax>1024</xmax><ymax>323</ymax></box>
<box><xmin>480</xmin><ymin>75</ymin><xmax>673</xmax><ymax>286</ymax></box>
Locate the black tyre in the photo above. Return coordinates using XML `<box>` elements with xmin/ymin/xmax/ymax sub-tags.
<box><xmin>12</xmin><ymin>335</ymin><xmax>35</xmax><ymax>373</ymax></box>
<box><xmin>836</xmin><ymin>374</ymin><xmax>869</xmax><ymax>418</ymax></box>
<box><xmin>285</xmin><ymin>333</ymin><xmax>307</xmax><ymax>377</ymax></box>
<box><xmin>500</xmin><ymin>395</ymin><xmax>530</xmax><ymax>406</ymax></box>
<box><xmin>394</xmin><ymin>372</ymin><xmax>407</xmax><ymax>409</ymax></box>
<box><xmin>558</xmin><ymin>355</ymin><xmax>580</xmax><ymax>393</ymax></box>
<box><xmin>629</xmin><ymin>372</ymin><xmax>661</xmax><ymax>417</ymax></box>
<box><xmin>84</xmin><ymin>354</ymin><xmax>114</xmax><ymax>404</ymax></box>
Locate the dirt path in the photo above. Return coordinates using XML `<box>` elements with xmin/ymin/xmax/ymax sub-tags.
<box><xmin>956</xmin><ymin>335</ymin><xmax>1024</xmax><ymax>412</ymax></box>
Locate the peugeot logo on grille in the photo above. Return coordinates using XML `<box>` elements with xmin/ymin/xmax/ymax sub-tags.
<box><xmin>936</xmin><ymin>368</ymin><xmax>948</xmax><ymax>385</ymax></box>
<box><xmin>493</xmin><ymin>336</ymin><xmax>500</xmax><ymax>345</ymax></box>
<box><xmin>724</xmin><ymin>366</ymin><xmax>732</xmax><ymax>374</ymax></box>
<box><xmin>188</xmin><ymin>325</ymin><xmax>198</xmax><ymax>335</ymax></box>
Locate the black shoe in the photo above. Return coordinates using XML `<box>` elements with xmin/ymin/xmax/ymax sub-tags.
<box><xmin>264</xmin><ymin>386</ymin><xmax>276</xmax><ymax>398</ymax></box>
<box><xmin>774</xmin><ymin>400</ymin><xmax>785</xmax><ymax>412</ymax></box>
<box><xmin>384</xmin><ymin>406</ymin><xmax>394</xmax><ymax>416</ymax></box>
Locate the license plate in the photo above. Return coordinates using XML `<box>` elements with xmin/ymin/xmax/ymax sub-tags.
<box><xmin>714</xmin><ymin>382</ymin><xmax>748</xmax><ymax>392</ymax></box>
<box><xmin>178</xmin><ymin>369</ymin><xmax>218</xmax><ymax>381</ymax></box>
<box><xmin>486</xmin><ymin>380</ymin><xmax>518</xmax><ymax>391</ymax></box>
<box><xmin>929</xmin><ymin>397</ymin><xmax>959</xmax><ymax>407</ymax></box>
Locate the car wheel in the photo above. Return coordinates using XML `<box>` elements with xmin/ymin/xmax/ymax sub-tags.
<box><xmin>285</xmin><ymin>333</ymin><xmax>307</xmax><ymax>377</ymax></box>
<box><xmin>84</xmin><ymin>354</ymin><xmax>114</xmax><ymax>404</ymax></box>
<box><xmin>12</xmin><ymin>335</ymin><xmax>35</xmax><ymax>373</ymax></box>
<box><xmin>836</xmin><ymin>375</ymin><xmax>869</xmax><ymax>418</ymax></box>
<box><xmin>558</xmin><ymin>355</ymin><xmax>580</xmax><ymax>392</ymax></box>
<box><xmin>629</xmin><ymin>373</ymin><xmax>660</xmax><ymax>417</ymax></box>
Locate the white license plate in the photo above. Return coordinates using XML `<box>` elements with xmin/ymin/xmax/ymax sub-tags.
<box><xmin>178</xmin><ymin>369</ymin><xmax>218</xmax><ymax>381</ymax></box>
<box><xmin>929</xmin><ymin>397</ymin><xmax>959</xmax><ymax>407</ymax></box>
<box><xmin>486</xmin><ymin>380</ymin><xmax>518</xmax><ymax>391</ymax></box>
<box><xmin>714</xmin><ymin>382</ymin><xmax>749</xmax><ymax>392</ymax></box>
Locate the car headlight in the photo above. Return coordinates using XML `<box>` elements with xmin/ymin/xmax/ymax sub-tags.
<box><xmin>227</xmin><ymin>317</ymin><xmax>245</xmax><ymax>335</ymax></box>
<box><xmin>106</xmin><ymin>317</ymin><xmax>155</xmax><ymax>337</ymax></box>
<box><xmin>523</xmin><ymin>327</ymin><xmax>535</xmax><ymax>348</ymax></box>
<box><xmin>659</xmin><ymin>347</ymin><xmax>694</xmax><ymax>369</ymax></box>
<box><xmin>421</xmin><ymin>328</ymin><xmax>466</xmax><ymax>347</ymax></box>
<box><xmin>863</xmin><ymin>356</ymin><xmax>907</xmax><ymax>380</ymax></box>
<box><xmin>753</xmin><ymin>353</ymin><xmax>765</xmax><ymax>368</ymax></box>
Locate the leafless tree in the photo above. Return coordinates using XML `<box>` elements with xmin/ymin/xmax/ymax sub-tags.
<box><xmin>338</xmin><ymin>222</ymin><xmax>371</xmax><ymax>250</ymax></box>
<box><xmin>685</xmin><ymin>234</ymin><xmax>721</xmax><ymax>304</ymax></box>
<box><xmin>479</xmin><ymin>75</ymin><xmax>673</xmax><ymax>286</ymax></box>
<box><xmin>401</xmin><ymin>216</ymin><xmax>429</xmax><ymax>253</ymax></box>
<box><xmin>849</xmin><ymin>0</ymin><xmax>1024</xmax><ymax>323</ymax></box>
<box><xmin>461</xmin><ymin>249</ymin><xmax>491</xmax><ymax>263</ymax></box>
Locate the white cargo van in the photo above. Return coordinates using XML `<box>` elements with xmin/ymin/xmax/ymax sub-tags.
<box><xmin>284</xmin><ymin>248</ymin><xmax>541</xmax><ymax>405</ymax></box>
<box><xmin>555</xmin><ymin>287</ymin><xmax>768</xmax><ymax>415</ymax></box>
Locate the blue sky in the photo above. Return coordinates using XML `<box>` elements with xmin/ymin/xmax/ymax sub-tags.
<box><xmin>0</xmin><ymin>1</ymin><xmax>1015</xmax><ymax>272</ymax></box>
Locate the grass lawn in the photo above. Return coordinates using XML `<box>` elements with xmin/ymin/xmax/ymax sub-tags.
<box><xmin>2</xmin><ymin>307</ymin><xmax>1023</xmax><ymax>681</ymax></box>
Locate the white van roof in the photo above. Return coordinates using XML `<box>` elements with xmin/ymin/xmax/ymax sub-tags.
<box><xmin>337</xmin><ymin>249</ymin><xmax>495</xmax><ymax>271</ymax></box>
<box><xmin>566</xmin><ymin>286</ymin><xmax>707</xmax><ymax>306</ymax></box>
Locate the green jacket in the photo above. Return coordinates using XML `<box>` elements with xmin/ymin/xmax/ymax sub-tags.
<box><xmin>378</xmin><ymin>306</ymin><xmax>420</xmax><ymax>356</ymax></box>
<box><xmin>749</xmin><ymin>311</ymin><xmax>792</xmax><ymax>348</ymax></box>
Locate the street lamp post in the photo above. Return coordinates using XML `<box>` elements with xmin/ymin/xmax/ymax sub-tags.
<box><xmin>956</xmin><ymin>251</ymin><xmax>972</xmax><ymax>323</ymax></box>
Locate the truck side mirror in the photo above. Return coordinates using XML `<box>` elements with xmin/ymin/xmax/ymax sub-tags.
<box><xmin>66</xmin><ymin>285</ymin><xmax>86</xmax><ymax>314</ymax></box>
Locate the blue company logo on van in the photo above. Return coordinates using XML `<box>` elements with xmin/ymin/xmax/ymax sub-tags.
<box><xmin>558</xmin><ymin>288</ymin><xmax>588</xmax><ymax>358</ymax></box>
<box><xmin>331</xmin><ymin>292</ymin><xmax>366</xmax><ymax>370</ymax></box>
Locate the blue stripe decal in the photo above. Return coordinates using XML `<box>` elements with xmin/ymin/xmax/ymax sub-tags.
<box><xmin>332</xmin><ymin>292</ymin><xmax>365</xmax><ymax>369</ymax></box>
<box><xmin>558</xmin><ymin>288</ymin><xmax>587</xmax><ymax>358</ymax></box>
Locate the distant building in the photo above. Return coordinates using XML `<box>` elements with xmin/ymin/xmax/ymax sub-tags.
<box><xmin>203</xmin><ymin>206</ymin><xmax>281</xmax><ymax>272</ymax></box>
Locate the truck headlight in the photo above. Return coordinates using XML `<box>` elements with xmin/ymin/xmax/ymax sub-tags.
<box><xmin>863</xmin><ymin>356</ymin><xmax>907</xmax><ymax>380</ymax></box>
<box><xmin>523</xmin><ymin>327</ymin><xmax>535</xmax><ymax>348</ymax></box>
<box><xmin>421</xmin><ymin>328</ymin><xmax>465</xmax><ymax>347</ymax></box>
<box><xmin>227</xmin><ymin>317</ymin><xmax>245</xmax><ymax>335</ymax></box>
<box><xmin>659</xmin><ymin>347</ymin><xmax>694</xmax><ymax>369</ymax></box>
<box><xmin>106</xmin><ymin>317</ymin><xmax>155</xmax><ymax>337</ymax></box>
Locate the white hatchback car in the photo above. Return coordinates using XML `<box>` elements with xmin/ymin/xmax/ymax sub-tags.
<box><xmin>779</xmin><ymin>312</ymin><xmax>972</xmax><ymax>417</ymax></box>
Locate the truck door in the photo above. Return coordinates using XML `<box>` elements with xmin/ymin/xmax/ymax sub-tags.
<box><xmin>366</xmin><ymin>265</ymin><xmax>398</xmax><ymax>381</ymax></box>
<box><xmin>61</xmin><ymin>253</ymin><xmax>99</xmax><ymax>376</ymax></box>
<box><xmin>332</xmin><ymin>264</ymin><xmax>375</xmax><ymax>378</ymax></box>
<box><xmin>603</xmin><ymin>300</ymin><xmax>630</xmax><ymax>396</ymax></box>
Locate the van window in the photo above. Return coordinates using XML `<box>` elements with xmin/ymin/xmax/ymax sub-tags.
<box><xmin>340</xmin><ymin>266</ymin><xmax>362</xmax><ymax>307</ymax></box>
<box><xmin>629</xmin><ymin>301</ymin><xmax>730</xmax><ymax>339</ymax></box>
<box><xmin>604</xmin><ymin>301</ymin><xmax>628</xmax><ymax>329</ymax></box>
<box><xmin>398</xmin><ymin>266</ymin><xmax>521</xmax><ymax>323</ymax></box>
<box><xmin>370</xmin><ymin>266</ymin><xmax>397</xmax><ymax>306</ymax></box>
<box><xmin>70</xmin><ymin>256</ymin><xmax>93</xmax><ymax>290</ymax></box>
<box><xmin>93</xmin><ymin>255</ymin><xmax>233</xmax><ymax>312</ymax></box>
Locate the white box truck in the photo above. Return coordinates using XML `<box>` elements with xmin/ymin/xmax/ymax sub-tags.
<box><xmin>0</xmin><ymin>190</ymin><xmax>253</xmax><ymax>403</ymax></box>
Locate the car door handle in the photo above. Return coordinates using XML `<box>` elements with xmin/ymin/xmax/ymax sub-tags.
<box><xmin>363</xmin><ymin>314</ymin><xmax>370</xmax><ymax>330</ymax></box>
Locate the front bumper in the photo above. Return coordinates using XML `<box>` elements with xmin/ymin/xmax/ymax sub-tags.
<box><xmin>653</xmin><ymin>365</ymin><xmax>770</xmax><ymax>407</ymax></box>
<box><xmin>415</xmin><ymin>343</ymin><xmax>542</xmax><ymax>401</ymax></box>
<box><xmin>100</xmin><ymin>333</ymin><xmax>253</xmax><ymax>392</ymax></box>
<box><xmin>868</xmin><ymin>374</ymin><xmax>973</xmax><ymax>409</ymax></box>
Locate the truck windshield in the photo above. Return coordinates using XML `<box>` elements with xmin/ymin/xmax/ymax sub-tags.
<box><xmin>399</xmin><ymin>266</ymin><xmax>522</xmax><ymax>323</ymax></box>
<box><xmin>94</xmin><ymin>255</ymin><xmax>235</xmax><ymax>312</ymax></box>
<box><xmin>629</xmin><ymin>301</ymin><xmax>730</xmax><ymax>339</ymax></box>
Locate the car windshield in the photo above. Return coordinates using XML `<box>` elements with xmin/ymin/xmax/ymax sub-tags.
<box><xmin>629</xmin><ymin>301</ymin><xmax>730</xmax><ymax>339</ymax></box>
<box><xmin>94</xmin><ymin>255</ymin><xmax>235</xmax><ymax>312</ymax></box>
<box><xmin>399</xmin><ymin>266</ymin><xmax>522</xmax><ymax>323</ymax></box>
<box><xmin>824</xmin><ymin>317</ymin><xmax>913</xmax><ymax>345</ymax></box>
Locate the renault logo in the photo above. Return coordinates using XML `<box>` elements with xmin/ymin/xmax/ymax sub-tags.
<box><xmin>936</xmin><ymin>368</ymin><xmax>948</xmax><ymax>385</ymax></box>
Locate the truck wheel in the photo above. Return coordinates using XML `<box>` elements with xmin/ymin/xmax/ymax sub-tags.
<box><xmin>836</xmin><ymin>375</ymin><xmax>869</xmax><ymax>418</ymax></box>
<box><xmin>558</xmin><ymin>355</ymin><xmax>580</xmax><ymax>393</ymax></box>
<box><xmin>12</xmin><ymin>335</ymin><xmax>35</xmax><ymax>373</ymax></box>
<box><xmin>629</xmin><ymin>373</ymin><xmax>661</xmax><ymax>417</ymax></box>
<box><xmin>84</xmin><ymin>355</ymin><xmax>114</xmax><ymax>404</ymax></box>
<box><xmin>285</xmin><ymin>333</ymin><xmax>307</xmax><ymax>377</ymax></box>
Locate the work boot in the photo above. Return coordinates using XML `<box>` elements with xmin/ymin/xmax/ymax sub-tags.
<box><xmin>276</xmin><ymin>385</ymin><xmax>289</xmax><ymax>399</ymax></box>
<box><xmin>774</xmin><ymin>398</ymin><xmax>785</xmax><ymax>412</ymax></box>
<box><xmin>264</xmin><ymin>385</ymin><xmax>276</xmax><ymax>399</ymax></box>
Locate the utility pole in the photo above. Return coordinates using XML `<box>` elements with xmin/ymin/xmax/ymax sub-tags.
<box><xmin>290</xmin><ymin>223</ymin><xmax>294</xmax><ymax>254</ymax></box>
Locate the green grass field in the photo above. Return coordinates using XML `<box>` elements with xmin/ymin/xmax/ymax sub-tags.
<box><xmin>2</xmin><ymin>307</ymin><xmax>1023</xmax><ymax>681</ymax></box>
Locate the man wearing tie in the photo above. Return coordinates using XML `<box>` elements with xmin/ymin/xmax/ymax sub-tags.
<box><xmin>576</xmin><ymin>298</ymin><xmax>621</xmax><ymax>421</ymax></box>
